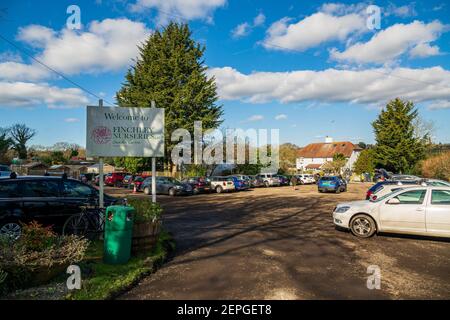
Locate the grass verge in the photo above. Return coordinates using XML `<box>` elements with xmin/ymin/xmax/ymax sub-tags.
<box><xmin>66</xmin><ymin>229</ymin><xmax>175</xmax><ymax>300</ymax></box>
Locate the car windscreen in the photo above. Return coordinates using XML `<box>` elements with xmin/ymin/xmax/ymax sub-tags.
<box><xmin>321</xmin><ymin>177</ymin><xmax>336</xmax><ymax>181</ymax></box>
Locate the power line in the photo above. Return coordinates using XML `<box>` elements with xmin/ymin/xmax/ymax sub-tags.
<box><xmin>0</xmin><ymin>33</ymin><xmax>116</xmax><ymax>106</ymax></box>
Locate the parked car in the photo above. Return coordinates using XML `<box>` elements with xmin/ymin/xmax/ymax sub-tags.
<box><xmin>141</xmin><ymin>176</ymin><xmax>192</xmax><ymax>196</ymax></box>
<box><xmin>104</xmin><ymin>172</ymin><xmax>127</xmax><ymax>187</ymax></box>
<box><xmin>423</xmin><ymin>179</ymin><xmax>450</xmax><ymax>188</ymax></box>
<box><xmin>365</xmin><ymin>180</ymin><xmax>421</xmax><ymax>200</ymax></box>
<box><xmin>297</xmin><ymin>174</ymin><xmax>315</xmax><ymax>184</ymax></box>
<box><xmin>373</xmin><ymin>168</ymin><xmax>391</xmax><ymax>182</ymax></box>
<box><xmin>181</xmin><ymin>177</ymin><xmax>211</xmax><ymax>194</ymax></box>
<box><xmin>122</xmin><ymin>175</ymin><xmax>135</xmax><ymax>188</ymax></box>
<box><xmin>0</xmin><ymin>176</ymin><xmax>118</xmax><ymax>239</ymax></box>
<box><xmin>257</xmin><ymin>173</ymin><xmax>280</xmax><ymax>187</ymax></box>
<box><xmin>318</xmin><ymin>176</ymin><xmax>347</xmax><ymax>193</ymax></box>
<box><xmin>248</xmin><ymin>175</ymin><xmax>264</xmax><ymax>188</ymax></box>
<box><xmin>209</xmin><ymin>176</ymin><xmax>236</xmax><ymax>193</ymax></box>
<box><xmin>391</xmin><ymin>174</ymin><xmax>420</xmax><ymax>181</ymax></box>
<box><xmin>276</xmin><ymin>175</ymin><xmax>290</xmax><ymax>186</ymax></box>
<box><xmin>230</xmin><ymin>176</ymin><xmax>250</xmax><ymax>191</ymax></box>
<box><xmin>0</xmin><ymin>165</ymin><xmax>12</xmax><ymax>178</ymax></box>
<box><xmin>333</xmin><ymin>186</ymin><xmax>450</xmax><ymax>238</ymax></box>
<box><xmin>130</xmin><ymin>176</ymin><xmax>145</xmax><ymax>191</ymax></box>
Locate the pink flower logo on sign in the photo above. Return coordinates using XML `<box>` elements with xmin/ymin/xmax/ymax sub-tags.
<box><xmin>91</xmin><ymin>126</ymin><xmax>112</xmax><ymax>144</ymax></box>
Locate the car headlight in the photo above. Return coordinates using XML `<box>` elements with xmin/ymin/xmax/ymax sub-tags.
<box><xmin>175</xmin><ymin>185</ymin><xmax>182</xmax><ymax>189</ymax></box>
<box><xmin>335</xmin><ymin>206</ymin><xmax>350</xmax><ymax>213</ymax></box>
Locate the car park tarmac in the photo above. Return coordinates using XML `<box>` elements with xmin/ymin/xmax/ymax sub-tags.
<box><xmin>107</xmin><ymin>184</ymin><xmax>450</xmax><ymax>299</ymax></box>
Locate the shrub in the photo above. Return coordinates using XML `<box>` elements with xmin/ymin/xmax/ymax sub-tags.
<box><xmin>127</xmin><ymin>199</ymin><xmax>163</xmax><ymax>223</ymax></box>
<box><xmin>19</xmin><ymin>221</ymin><xmax>58</xmax><ymax>251</ymax></box>
<box><xmin>420</xmin><ymin>151</ymin><xmax>450</xmax><ymax>181</ymax></box>
<box><xmin>0</xmin><ymin>221</ymin><xmax>89</xmax><ymax>293</ymax></box>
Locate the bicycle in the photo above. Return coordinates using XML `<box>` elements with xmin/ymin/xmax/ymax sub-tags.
<box><xmin>62</xmin><ymin>199</ymin><xmax>106</xmax><ymax>240</ymax></box>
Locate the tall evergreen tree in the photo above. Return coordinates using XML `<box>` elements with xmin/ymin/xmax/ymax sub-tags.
<box><xmin>372</xmin><ymin>98</ymin><xmax>426</xmax><ymax>173</ymax></box>
<box><xmin>116</xmin><ymin>22</ymin><xmax>223</xmax><ymax>170</ymax></box>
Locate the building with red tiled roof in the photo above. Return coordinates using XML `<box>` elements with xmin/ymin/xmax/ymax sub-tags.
<box><xmin>296</xmin><ymin>137</ymin><xmax>362</xmax><ymax>172</ymax></box>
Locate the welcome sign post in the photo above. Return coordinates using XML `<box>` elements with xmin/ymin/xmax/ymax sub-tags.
<box><xmin>86</xmin><ymin>100</ymin><xmax>164</xmax><ymax>207</ymax></box>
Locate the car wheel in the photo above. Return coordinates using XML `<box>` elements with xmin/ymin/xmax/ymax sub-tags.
<box><xmin>168</xmin><ymin>188</ymin><xmax>176</xmax><ymax>196</ymax></box>
<box><xmin>350</xmin><ymin>214</ymin><xmax>376</xmax><ymax>238</ymax></box>
<box><xmin>0</xmin><ymin>221</ymin><xmax>22</xmax><ymax>240</ymax></box>
<box><xmin>193</xmin><ymin>187</ymin><xmax>199</xmax><ymax>195</ymax></box>
<box><xmin>264</xmin><ymin>181</ymin><xmax>270</xmax><ymax>188</ymax></box>
<box><xmin>144</xmin><ymin>186</ymin><xmax>151</xmax><ymax>195</ymax></box>
<box><xmin>216</xmin><ymin>186</ymin><xmax>223</xmax><ymax>194</ymax></box>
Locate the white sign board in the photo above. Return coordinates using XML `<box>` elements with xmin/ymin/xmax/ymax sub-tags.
<box><xmin>86</xmin><ymin>106</ymin><xmax>164</xmax><ymax>157</ymax></box>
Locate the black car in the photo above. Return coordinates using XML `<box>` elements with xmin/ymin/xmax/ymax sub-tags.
<box><xmin>365</xmin><ymin>180</ymin><xmax>421</xmax><ymax>200</ymax></box>
<box><xmin>141</xmin><ymin>176</ymin><xmax>193</xmax><ymax>196</ymax></box>
<box><xmin>0</xmin><ymin>176</ymin><xmax>118</xmax><ymax>239</ymax></box>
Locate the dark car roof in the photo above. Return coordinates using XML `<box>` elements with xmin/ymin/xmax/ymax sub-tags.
<box><xmin>0</xmin><ymin>176</ymin><xmax>77</xmax><ymax>182</ymax></box>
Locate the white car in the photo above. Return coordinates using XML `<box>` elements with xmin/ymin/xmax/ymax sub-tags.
<box><xmin>296</xmin><ymin>174</ymin><xmax>315</xmax><ymax>184</ymax></box>
<box><xmin>258</xmin><ymin>173</ymin><xmax>280</xmax><ymax>187</ymax></box>
<box><xmin>209</xmin><ymin>176</ymin><xmax>235</xmax><ymax>193</ymax></box>
<box><xmin>333</xmin><ymin>186</ymin><xmax>450</xmax><ymax>238</ymax></box>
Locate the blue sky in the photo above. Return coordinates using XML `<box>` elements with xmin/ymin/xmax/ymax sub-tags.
<box><xmin>0</xmin><ymin>0</ymin><xmax>449</xmax><ymax>148</ymax></box>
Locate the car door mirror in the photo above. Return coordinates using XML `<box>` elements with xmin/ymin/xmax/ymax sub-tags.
<box><xmin>387</xmin><ymin>198</ymin><xmax>400</xmax><ymax>205</ymax></box>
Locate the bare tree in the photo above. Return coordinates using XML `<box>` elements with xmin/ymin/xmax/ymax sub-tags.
<box><xmin>10</xmin><ymin>124</ymin><xmax>36</xmax><ymax>159</ymax></box>
<box><xmin>0</xmin><ymin>127</ymin><xmax>12</xmax><ymax>163</ymax></box>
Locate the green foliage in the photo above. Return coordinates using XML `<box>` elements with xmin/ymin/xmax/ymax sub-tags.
<box><xmin>279</xmin><ymin>143</ymin><xmax>299</xmax><ymax>172</ymax></box>
<box><xmin>372</xmin><ymin>98</ymin><xmax>426</xmax><ymax>173</ymax></box>
<box><xmin>235</xmin><ymin>163</ymin><xmax>264</xmax><ymax>175</ymax></box>
<box><xmin>50</xmin><ymin>151</ymin><xmax>66</xmax><ymax>164</ymax></box>
<box><xmin>353</xmin><ymin>149</ymin><xmax>376</xmax><ymax>175</ymax></box>
<box><xmin>127</xmin><ymin>199</ymin><xmax>163</xmax><ymax>223</ymax></box>
<box><xmin>183</xmin><ymin>164</ymin><xmax>207</xmax><ymax>177</ymax></box>
<box><xmin>114</xmin><ymin>157</ymin><xmax>151</xmax><ymax>173</ymax></box>
<box><xmin>116</xmin><ymin>22</ymin><xmax>223</xmax><ymax>168</ymax></box>
<box><xmin>332</xmin><ymin>153</ymin><xmax>346</xmax><ymax>161</ymax></box>
<box><xmin>67</xmin><ymin>229</ymin><xmax>173</xmax><ymax>300</ymax></box>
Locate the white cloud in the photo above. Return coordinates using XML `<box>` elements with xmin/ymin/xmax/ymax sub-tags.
<box><xmin>247</xmin><ymin>115</ymin><xmax>264</xmax><ymax>122</ymax></box>
<box><xmin>208</xmin><ymin>66</ymin><xmax>450</xmax><ymax>107</ymax></box>
<box><xmin>331</xmin><ymin>20</ymin><xmax>446</xmax><ymax>64</ymax></box>
<box><xmin>17</xmin><ymin>18</ymin><xmax>151</xmax><ymax>75</ymax></box>
<box><xmin>253</xmin><ymin>13</ymin><xmax>266</xmax><ymax>27</ymax></box>
<box><xmin>409</xmin><ymin>43</ymin><xmax>441</xmax><ymax>58</ymax></box>
<box><xmin>231</xmin><ymin>22</ymin><xmax>251</xmax><ymax>38</ymax></box>
<box><xmin>263</xmin><ymin>11</ymin><xmax>366</xmax><ymax>51</ymax></box>
<box><xmin>129</xmin><ymin>0</ymin><xmax>226</xmax><ymax>24</ymax></box>
<box><xmin>0</xmin><ymin>81</ymin><xmax>89</xmax><ymax>108</ymax></box>
<box><xmin>0</xmin><ymin>62</ymin><xmax>49</xmax><ymax>81</ymax></box>
<box><xmin>385</xmin><ymin>3</ymin><xmax>417</xmax><ymax>18</ymax></box>
<box><xmin>428</xmin><ymin>100</ymin><xmax>450</xmax><ymax>110</ymax></box>
<box><xmin>275</xmin><ymin>114</ymin><xmax>287</xmax><ymax>120</ymax></box>
<box><xmin>232</xmin><ymin>12</ymin><xmax>266</xmax><ymax>39</ymax></box>
<box><xmin>65</xmin><ymin>117</ymin><xmax>80</xmax><ymax>123</ymax></box>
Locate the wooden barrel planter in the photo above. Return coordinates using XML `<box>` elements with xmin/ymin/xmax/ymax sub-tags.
<box><xmin>131</xmin><ymin>219</ymin><xmax>161</xmax><ymax>255</ymax></box>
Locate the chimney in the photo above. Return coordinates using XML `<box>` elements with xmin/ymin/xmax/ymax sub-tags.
<box><xmin>325</xmin><ymin>136</ymin><xmax>333</xmax><ymax>143</ymax></box>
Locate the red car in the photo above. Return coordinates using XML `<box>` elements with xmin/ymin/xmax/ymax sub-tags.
<box><xmin>130</xmin><ymin>176</ymin><xmax>145</xmax><ymax>191</ymax></box>
<box><xmin>104</xmin><ymin>172</ymin><xmax>126</xmax><ymax>187</ymax></box>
